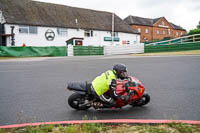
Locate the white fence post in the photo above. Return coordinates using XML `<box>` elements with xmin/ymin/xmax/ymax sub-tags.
<box><xmin>67</xmin><ymin>45</ymin><xmax>74</xmax><ymax>56</ymax></box>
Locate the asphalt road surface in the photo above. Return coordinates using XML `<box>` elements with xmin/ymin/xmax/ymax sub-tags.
<box><xmin>0</xmin><ymin>55</ymin><xmax>200</xmax><ymax>125</ymax></box>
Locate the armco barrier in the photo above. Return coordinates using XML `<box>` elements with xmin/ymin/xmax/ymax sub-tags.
<box><xmin>73</xmin><ymin>46</ymin><xmax>103</xmax><ymax>56</ymax></box>
<box><xmin>0</xmin><ymin>46</ymin><xmax>67</xmax><ymax>57</ymax></box>
<box><xmin>145</xmin><ymin>42</ymin><xmax>200</xmax><ymax>53</ymax></box>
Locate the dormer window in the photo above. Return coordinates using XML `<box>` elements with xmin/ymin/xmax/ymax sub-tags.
<box><xmin>84</xmin><ymin>30</ymin><xmax>93</xmax><ymax>37</ymax></box>
<box><xmin>110</xmin><ymin>32</ymin><xmax>118</xmax><ymax>37</ymax></box>
<box><xmin>159</xmin><ymin>21</ymin><xmax>168</xmax><ymax>28</ymax></box>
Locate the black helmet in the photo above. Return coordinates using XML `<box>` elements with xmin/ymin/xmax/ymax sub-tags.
<box><xmin>113</xmin><ymin>64</ymin><xmax>128</xmax><ymax>79</ymax></box>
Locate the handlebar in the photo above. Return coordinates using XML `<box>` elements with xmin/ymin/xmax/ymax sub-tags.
<box><xmin>124</xmin><ymin>81</ymin><xmax>137</xmax><ymax>92</ymax></box>
<box><xmin>123</xmin><ymin>81</ymin><xmax>140</xmax><ymax>98</ymax></box>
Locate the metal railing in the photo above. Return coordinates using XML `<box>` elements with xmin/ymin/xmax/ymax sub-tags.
<box><xmin>146</xmin><ymin>34</ymin><xmax>200</xmax><ymax>46</ymax></box>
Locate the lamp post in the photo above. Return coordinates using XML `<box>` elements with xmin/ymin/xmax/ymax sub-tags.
<box><xmin>111</xmin><ymin>13</ymin><xmax>114</xmax><ymax>45</ymax></box>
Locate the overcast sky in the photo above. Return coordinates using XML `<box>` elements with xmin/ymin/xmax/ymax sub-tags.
<box><xmin>34</xmin><ymin>0</ymin><xmax>200</xmax><ymax>32</ymax></box>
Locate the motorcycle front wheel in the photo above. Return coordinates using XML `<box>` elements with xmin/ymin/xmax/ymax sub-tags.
<box><xmin>68</xmin><ymin>93</ymin><xmax>91</xmax><ymax>110</ymax></box>
<box><xmin>130</xmin><ymin>93</ymin><xmax>150</xmax><ymax>107</ymax></box>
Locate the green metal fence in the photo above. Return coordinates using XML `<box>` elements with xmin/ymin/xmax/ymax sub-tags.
<box><xmin>146</xmin><ymin>34</ymin><xmax>200</xmax><ymax>46</ymax></box>
<box><xmin>73</xmin><ymin>46</ymin><xmax>104</xmax><ymax>56</ymax></box>
<box><xmin>2</xmin><ymin>43</ymin><xmax>199</xmax><ymax>57</ymax></box>
<box><xmin>145</xmin><ymin>42</ymin><xmax>200</xmax><ymax>53</ymax></box>
<box><xmin>0</xmin><ymin>46</ymin><xmax>67</xmax><ymax>57</ymax></box>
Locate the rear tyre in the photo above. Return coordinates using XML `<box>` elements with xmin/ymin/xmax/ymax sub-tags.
<box><xmin>68</xmin><ymin>93</ymin><xmax>91</xmax><ymax>110</ymax></box>
<box><xmin>130</xmin><ymin>93</ymin><xmax>150</xmax><ymax>107</ymax></box>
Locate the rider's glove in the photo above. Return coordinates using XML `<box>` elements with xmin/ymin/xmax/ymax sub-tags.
<box><xmin>110</xmin><ymin>79</ymin><xmax>116</xmax><ymax>90</ymax></box>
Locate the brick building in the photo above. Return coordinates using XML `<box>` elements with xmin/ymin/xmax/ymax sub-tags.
<box><xmin>124</xmin><ymin>16</ymin><xmax>187</xmax><ymax>43</ymax></box>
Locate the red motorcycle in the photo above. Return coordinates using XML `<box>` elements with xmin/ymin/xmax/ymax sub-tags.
<box><xmin>67</xmin><ymin>76</ymin><xmax>150</xmax><ymax>110</ymax></box>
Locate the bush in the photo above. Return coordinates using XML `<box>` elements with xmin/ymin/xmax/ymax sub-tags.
<box><xmin>187</xmin><ymin>29</ymin><xmax>200</xmax><ymax>42</ymax></box>
<box><xmin>188</xmin><ymin>28</ymin><xmax>200</xmax><ymax>35</ymax></box>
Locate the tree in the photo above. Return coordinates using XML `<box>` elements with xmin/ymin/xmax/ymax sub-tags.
<box><xmin>197</xmin><ymin>21</ymin><xmax>200</xmax><ymax>29</ymax></box>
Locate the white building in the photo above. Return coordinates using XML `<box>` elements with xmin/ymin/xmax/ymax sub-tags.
<box><xmin>0</xmin><ymin>0</ymin><xmax>140</xmax><ymax>47</ymax></box>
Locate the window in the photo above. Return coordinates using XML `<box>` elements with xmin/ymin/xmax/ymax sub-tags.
<box><xmin>29</xmin><ymin>26</ymin><xmax>37</xmax><ymax>34</ymax></box>
<box><xmin>138</xmin><ymin>28</ymin><xmax>141</xmax><ymax>33</ymax></box>
<box><xmin>84</xmin><ymin>30</ymin><xmax>93</xmax><ymax>37</ymax></box>
<box><xmin>181</xmin><ymin>32</ymin><xmax>183</xmax><ymax>36</ymax></box>
<box><xmin>168</xmin><ymin>29</ymin><xmax>171</xmax><ymax>35</ymax></box>
<box><xmin>163</xmin><ymin>30</ymin><xmax>166</xmax><ymax>35</ymax></box>
<box><xmin>176</xmin><ymin>32</ymin><xmax>179</xmax><ymax>36</ymax></box>
<box><xmin>110</xmin><ymin>32</ymin><xmax>118</xmax><ymax>37</ymax></box>
<box><xmin>19</xmin><ymin>26</ymin><xmax>28</xmax><ymax>33</ymax></box>
<box><xmin>127</xmin><ymin>40</ymin><xmax>130</xmax><ymax>44</ymax></box>
<box><xmin>145</xmin><ymin>28</ymin><xmax>149</xmax><ymax>33</ymax></box>
<box><xmin>57</xmin><ymin>28</ymin><xmax>68</xmax><ymax>36</ymax></box>
<box><xmin>162</xmin><ymin>21</ymin><xmax>165</xmax><ymax>26</ymax></box>
<box><xmin>156</xmin><ymin>30</ymin><xmax>160</xmax><ymax>34</ymax></box>
<box><xmin>19</xmin><ymin>26</ymin><xmax>37</xmax><ymax>34</ymax></box>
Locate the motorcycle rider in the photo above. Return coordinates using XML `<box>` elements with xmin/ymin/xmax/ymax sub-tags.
<box><xmin>90</xmin><ymin>63</ymin><xmax>129</xmax><ymax>108</ymax></box>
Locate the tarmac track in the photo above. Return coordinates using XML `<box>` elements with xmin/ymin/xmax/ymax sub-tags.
<box><xmin>0</xmin><ymin>55</ymin><xmax>200</xmax><ymax>125</ymax></box>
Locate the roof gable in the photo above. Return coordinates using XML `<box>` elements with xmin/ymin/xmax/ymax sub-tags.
<box><xmin>124</xmin><ymin>15</ymin><xmax>185</xmax><ymax>31</ymax></box>
<box><xmin>153</xmin><ymin>17</ymin><xmax>173</xmax><ymax>29</ymax></box>
<box><xmin>0</xmin><ymin>0</ymin><xmax>138</xmax><ymax>34</ymax></box>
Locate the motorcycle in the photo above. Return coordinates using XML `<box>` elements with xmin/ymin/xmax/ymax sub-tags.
<box><xmin>66</xmin><ymin>76</ymin><xmax>150</xmax><ymax>110</ymax></box>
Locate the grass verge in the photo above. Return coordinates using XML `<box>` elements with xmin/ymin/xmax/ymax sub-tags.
<box><xmin>131</xmin><ymin>50</ymin><xmax>200</xmax><ymax>56</ymax></box>
<box><xmin>0</xmin><ymin>122</ymin><xmax>200</xmax><ymax>133</ymax></box>
<box><xmin>0</xmin><ymin>57</ymin><xmax>18</xmax><ymax>60</ymax></box>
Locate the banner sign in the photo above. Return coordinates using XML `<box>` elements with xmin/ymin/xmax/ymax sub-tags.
<box><xmin>104</xmin><ymin>37</ymin><xmax>120</xmax><ymax>42</ymax></box>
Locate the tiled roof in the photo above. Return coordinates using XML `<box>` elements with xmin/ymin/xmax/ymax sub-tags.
<box><xmin>124</xmin><ymin>15</ymin><xmax>185</xmax><ymax>30</ymax></box>
<box><xmin>124</xmin><ymin>15</ymin><xmax>153</xmax><ymax>26</ymax></box>
<box><xmin>0</xmin><ymin>0</ymin><xmax>138</xmax><ymax>34</ymax></box>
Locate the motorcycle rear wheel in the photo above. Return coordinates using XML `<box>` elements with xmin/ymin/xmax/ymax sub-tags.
<box><xmin>130</xmin><ymin>93</ymin><xmax>150</xmax><ymax>107</ymax></box>
<box><xmin>68</xmin><ymin>93</ymin><xmax>91</xmax><ymax>110</ymax></box>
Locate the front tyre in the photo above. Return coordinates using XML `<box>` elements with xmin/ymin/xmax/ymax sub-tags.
<box><xmin>68</xmin><ymin>93</ymin><xmax>91</xmax><ymax>110</ymax></box>
<box><xmin>130</xmin><ymin>93</ymin><xmax>150</xmax><ymax>107</ymax></box>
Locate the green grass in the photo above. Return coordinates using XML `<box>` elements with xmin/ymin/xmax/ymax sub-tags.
<box><xmin>132</xmin><ymin>50</ymin><xmax>200</xmax><ymax>56</ymax></box>
<box><xmin>0</xmin><ymin>129</ymin><xmax>5</xmax><ymax>133</ymax></box>
<box><xmin>0</xmin><ymin>123</ymin><xmax>200</xmax><ymax>133</ymax></box>
<box><xmin>168</xmin><ymin>123</ymin><xmax>200</xmax><ymax>133</ymax></box>
<box><xmin>0</xmin><ymin>57</ymin><xmax>17</xmax><ymax>59</ymax></box>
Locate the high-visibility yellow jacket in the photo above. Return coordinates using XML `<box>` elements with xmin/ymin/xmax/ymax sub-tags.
<box><xmin>92</xmin><ymin>70</ymin><xmax>116</xmax><ymax>96</ymax></box>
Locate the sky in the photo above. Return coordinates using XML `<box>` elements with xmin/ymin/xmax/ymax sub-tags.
<box><xmin>34</xmin><ymin>0</ymin><xmax>200</xmax><ymax>32</ymax></box>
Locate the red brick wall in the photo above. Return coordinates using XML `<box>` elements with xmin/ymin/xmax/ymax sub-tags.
<box><xmin>131</xmin><ymin>18</ymin><xmax>187</xmax><ymax>43</ymax></box>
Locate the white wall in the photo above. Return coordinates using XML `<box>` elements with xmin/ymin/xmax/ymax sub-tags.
<box><xmin>5</xmin><ymin>24</ymin><xmax>70</xmax><ymax>46</ymax></box>
<box><xmin>4</xmin><ymin>24</ymin><xmax>140</xmax><ymax>47</ymax></box>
